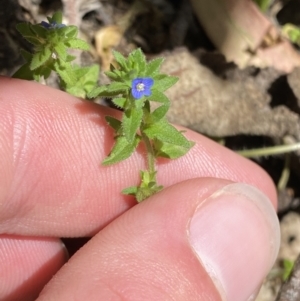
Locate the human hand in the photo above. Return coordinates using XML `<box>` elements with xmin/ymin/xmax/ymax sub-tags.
<box><xmin>0</xmin><ymin>77</ymin><xmax>280</xmax><ymax>301</ymax></box>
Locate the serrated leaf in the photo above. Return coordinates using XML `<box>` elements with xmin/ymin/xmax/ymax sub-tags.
<box><xmin>145</xmin><ymin>58</ymin><xmax>164</xmax><ymax>76</ymax></box>
<box><xmin>112</xmin><ymin>97</ymin><xmax>127</xmax><ymax>108</ymax></box>
<box><xmin>65</xmin><ymin>39</ymin><xmax>90</xmax><ymax>51</ymax></box>
<box><xmin>63</xmin><ymin>64</ymin><xmax>99</xmax><ymax>97</ymax></box>
<box><xmin>150</xmin><ymin>105</ymin><xmax>169</xmax><ymax>122</ymax></box>
<box><xmin>30</xmin><ymin>48</ymin><xmax>52</xmax><ymax>70</ymax></box>
<box><xmin>153</xmin><ymin>140</ymin><xmax>194</xmax><ymax>159</ymax></box>
<box><xmin>122</xmin><ymin>108</ymin><xmax>143</xmax><ymax>143</ymax></box>
<box><xmin>88</xmin><ymin>86</ymin><xmax>123</xmax><ymax>98</ymax></box>
<box><xmin>102</xmin><ymin>136</ymin><xmax>140</xmax><ymax>165</ymax></box>
<box><xmin>65</xmin><ymin>86</ymin><xmax>86</xmax><ymax>98</ymax></box>
<box><xmin>13</xmin><ymin>62</ymin><xmax>52</xmax><ymax>81</ymax></box>
<box><xmin>143</xmin><ymin>120</ymin><xmax>191</xmax><ymax>148</ymax></box>
<box><xmin>147</xmin><ymin>89</ymin><xmax>170</xmax><ymax>105</ymax></box>
<box><xmin>112</xmin><ymin>50</ymin><xmax>128</xmax><ymax>70</ymax></box>
<box><xmin>87</xmin><ymin>86</ymin><xmax>107</xmax><ymax>98</ymax></box>
<box><xmin>153</xmin><ymin>75</ymin><xmax>178</xmax><ymax>92</ymax></box>
<box><xmin>16</xmin><ymin>23</ymin><xmax>42</xmax><ymax>45</ymax></box>
<box><xmin>129</xmin><ymin>48</ymin><xmax>146</xmax><ymax>73</ymax></box>
<box><xmin>53</xmin><ymin>60</ymin><xmax>76</xmax><ymax>86</ymax></box>
<box><xmin>30</xmin><ymin>24</ymin><xmax>48</xmax><ymax>39</ymax></box>
<box><xmin>25</xmin><ymin>36</ymin><xmax>44</xmax><ymax>45</ymax></box>
<box><xmin>122</xmin><ymin>186</ymin><xmax>138</xmax><ymax>195</ymax></box>
<box><xmin>107</xmin><ymin>82</ymin><xmax>129</xmax><ymax>93</ymax></box>
<box><xmin>64</xmin><ymin>26</ymin><xmax>78</xmax><ymax>38</ymax></box>
<box><xmin>54</xmin><ymin>42</ymin><xmax>67</xmax><ymax>60</ymax></box>
<box><xmin>105</xmin><ymin>70</ymin><xmax>121</xmax><ymax>81</ymax></box>
<box><xmin>80</xmin><ymin>65</ymin><xmax>99</xmax><ymax>89</ymax></box>
<box><xmin>105</xmin><ymin>116</ymin><xmax>122</xmax><ymax>131</ymax></box>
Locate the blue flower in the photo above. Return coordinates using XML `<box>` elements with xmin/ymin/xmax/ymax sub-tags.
<box><xmin>40</xmin><ymin>20</ymin><xmax>66</xmax><ymax>30</ymax></box>
<box><xmin>131</xmin><ymin>77</ymin><xmax>154</xmax><ymax>99</ymax></box>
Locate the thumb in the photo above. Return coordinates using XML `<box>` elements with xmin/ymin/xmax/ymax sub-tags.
<box><xmin>37</xmin><ymin>178</ymin><xmax>280</xmax><ymax>301</ymax></box>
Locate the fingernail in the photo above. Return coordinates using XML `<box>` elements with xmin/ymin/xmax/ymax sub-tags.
<box><xmin>188</xmin><ymin>183</ymin><xmax>280</xmax><ymax>301</ymax></box>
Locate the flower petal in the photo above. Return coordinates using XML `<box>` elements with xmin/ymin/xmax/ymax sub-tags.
<box><xmin>131</xmin><ymin>89</ymin><xmax>144</xmax><ymax>99</ymax></box>
<box><xmin>143</xmin><ymin>77</ymin><xmax>154</xmax><ymax>88</ymax></box>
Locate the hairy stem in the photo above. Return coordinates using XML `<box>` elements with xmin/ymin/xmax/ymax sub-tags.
<box><xmin>141</xmin><ymin>129</ymin><xmax>156</xmax><ymax>177</ymax></box>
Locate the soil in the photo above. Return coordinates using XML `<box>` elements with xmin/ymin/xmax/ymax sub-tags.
<box><xmin>1</xmin><ymin>0</ymin><xmax>300</xmax><ymax>300</ymax></box>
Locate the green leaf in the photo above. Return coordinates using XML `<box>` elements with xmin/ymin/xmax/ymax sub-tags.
<box><xmin>16</xmin><ymin>23</ymin><xmax>42</xmax><ymax>45</ymax></box>
<box><xmin>65</xmin><ymin>39</ymin><xmax>90</xmax><ymax>51</ymax></box>
<box><xmin>122</xmin><ymin>186</ymin><xmax>138</xmax><ymax>195</ymax></box>
<box><xmin>153</xmin><ymin>139</ymin><xmax>194</xmax><ymax>159</ymax></box>
<box><xmin>13</xmin><ymin>62</ymin><xmax>52</xmax><ymax>81</ymax></box>
<box><xmin>88</xmin><ymin>85</ymin><xmax>126</xmax><ymax>98</ymax></box>
<box><xmin>147</xmin><ymin>89</ymin><xmax>170</xmax><ymax>105</ymax></box>
<box><xmin>282</xmin><ymin>259</ymin><xmax>294</xmax><ymax>281</ymax></box>
<box><xmin>63</xmin><ymin>65</ymin><xmax>99</xmax><ymax>97</ymax></box>
<box><xmin>87</xmin><ymin>86</ymin><xmax>108</xmax><ymax>98</ymax></box>
<box><xmin>12</xmin><ymin>64</ymin><xmax>34</xmax><ymax>80</ymax></box>
<box><xmin>79</xmin><ymin>64</ymin><xmax>99</xmax><ymax>90</ymax></box>
<box><xmin>112</xmin><ymin>50</ymin><xmax>128</xmax><ymax>70</ymax></box>
<box><xmin>30</xmin><ymin>24</ymin><xmax>48</xmax><ymax>39</ymax></box>
<box><xmin>105</xmin><ymin>70</ymin><xmax>121</xmax><ymax>81</ymax></box>
<box><xmin>135</xmin><ymin>170</ymin><xmax>163</xmax><ymax>202</ymax></box>
<box><xmin>54</xmin><ymin>42</ymin><xmax>68</xmax><ymax>60</ymax></box>
<box><xmin>102</xmin><ymin>136</ymin><xmax>140</xmax><ymax>165</ymax></box>
<box><xmin>105</xmin><ymin>116</ymin><xmax>122</xmax><ymax>132</ymax></box>
<box><xmin>64</xmin><ymin>26</ymin><xmax>78</xmax><ymax>38</ymax></box>
<box><xmin>107</xmin><ymin>82</ymin><xmax>129</xmax><ymax>93</ymax></box>
<box><xmin>150</xmin><ymin>105</ymin><xmax>169</xmax><ymax>122</ymax></box>
<box><xmin>122</xmin><ymin>170</ymin><xmax>163</xmax><ymax>202</ymax></box>
<box><xmin>38</xmin><ymin>65</ymin><xmax>52</xmax><ymax>79</ymax></box>
<box><xmin>153</xmin><ymin>75</ymin><xmax>178</xmax><ymax>92</ymax></box>
<box><xmin>66</xmin><ymin>55</ymin><xmax>76</xmax><ymax>62</ymax></box>
<box><xmin>16</xmin><ymin>22</ymin><xmax>33</xmax><ymax>36</ymax></box>
<box><xmin>51</xmin><ymin>11</ymin><xmax>63</xmax><ymax>24</ymax></box>
<box><xmin>53</xmin><ymin>59</ymin><xmax>76</xmax><ymax>86</ymax></box>
<box><xmin>112</xmin><ymin>97</ymin><xmax>127</xmax><ymax>108</ymax></box>
<box><xmin>143</xmin><ymin>119</ymin><xmax>193</xmax><ymax>157</ymax></box>
<box><xmin>145</xmin><ymin>58</ymin><xmax>164</xmax><ymax>76</ymax></box>
<box><xmin>122</xmin><ymin>108</ymin><xmax>143</xmax><ymax>143</ymax></box>
<box><xmin>30</xmin><ymin>48</ymin><xmax>52</xmax><ymax>70</ymax></box>
<box><xmin>132</xmin><ymin>48</ymin><xmax>146</xmax><ymax>72</ymax></box>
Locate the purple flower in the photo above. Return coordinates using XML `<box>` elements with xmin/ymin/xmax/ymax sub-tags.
<box><xmin>40</xmin><ymin>20</ymin><xmax>66</xmax><ymax>30</ymax></box>
<box><xmin>131</xmin><ymin>77</ymin><xmax>154</xmax><ymax>99</ymax></box>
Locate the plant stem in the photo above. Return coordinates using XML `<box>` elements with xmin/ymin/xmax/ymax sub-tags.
<box><xmin>141</xmin><ymin>129</ymin><xmax>156</xmax><ymax>177</ymax></box>
<box><xmin>277</xmin><ymin>154</ymin><xmax>291</xmax><ymax>192</ymax></box>
<box><xmin>237</xmin><ymin>143</ymin><xmax>300</xmax><ymax>158</ymax></box>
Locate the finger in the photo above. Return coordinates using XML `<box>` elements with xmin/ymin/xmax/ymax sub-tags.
<box><xmin>36</xmin><ymin>179</ymin><xmax>280</xmax><ymax>301</ymax></box>
<box><xmin>0</xmin><ymin>78</ymin><xmax>277</xmax><ymax>236</ymax></box>
<box><xmin>0</xmin><ymin>235</ymin><xmax>67</xmax><ymax>301</ymax></box>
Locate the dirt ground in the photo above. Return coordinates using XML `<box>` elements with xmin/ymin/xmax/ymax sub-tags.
<box><xmin>1</xmin><ymin>0</ymin><xmax>300</xmax><ymax>300</ymax></box>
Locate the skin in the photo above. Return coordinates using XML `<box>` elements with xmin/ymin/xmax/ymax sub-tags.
<box><xmin>0</xmin><ymin>77</ymin><xmax>279</xmax><ymax>301</ymax></box>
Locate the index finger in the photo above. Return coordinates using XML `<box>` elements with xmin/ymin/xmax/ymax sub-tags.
<box><xmin>0</xmin><ymin>77</ymin><xmax>277</xmax><ymax>237</ymax></box>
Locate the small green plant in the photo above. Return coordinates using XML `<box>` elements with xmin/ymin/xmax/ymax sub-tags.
<box><xmin>13</xmin><ymin>11</ymin><xmax>194</xmax><ymax>202</ymax></box>
<box><xmin>13</xmin><ymin>11</ymin><xmax>99</xmax><ymax>98</ymax></box>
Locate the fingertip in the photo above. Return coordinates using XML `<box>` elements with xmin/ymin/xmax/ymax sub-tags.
<box><xmin>0</xmin><ymin>236</ymin><xmax>67</xmax><ymax>301</ymax></box>
<box><xmin>188</xmin><ymin>182</ymin><xmax>280</xmax><ymax>301</ymax></box>
<box><xmin>35</xmin><ymin>178</ymin><xmax>279</xmax><ymax>301</ymax></box>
